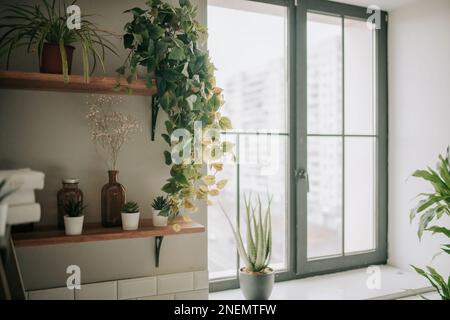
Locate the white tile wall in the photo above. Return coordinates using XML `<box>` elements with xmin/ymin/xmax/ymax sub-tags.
<box><xmin>75</xmin><ymin>281</ymin><xmax>117</xmax><ymax>300</ymax></box>
<box><xmin>26</xmin><ymin>270</ymin><xmax>208</xmax><ymax>300</ymax></box>
<box><xmin>138</xmin><ymin>294</ymin><xmax>175</xmax><ymax>300</ymax></box>
<box><xmin>175</xmin><ymin>289</ymin><xmax>209</xmax><ymax>300</ymax></box>
<box><xmin>118</xmin><ymin>276</ymin><xmax>157</xmax><ymax>300</ymax></box>
<box><xmin>194</xmin><ymin>270</ymin><xmax>209</xmax><ymax>290</ymax></box>
<box><xmin>28</xmin><ymin>287</ymin><xmax>74</xmax><ymax>300</ymax></box>
<box><xmin>157</xmin><ymin>272</ymin><xmax>194</xmax><ymax>295</ymax></box>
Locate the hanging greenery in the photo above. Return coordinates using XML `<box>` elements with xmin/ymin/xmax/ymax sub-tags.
<box><xmin>117</xmin><ymin>0</ymin><xmax>233</xmax><ymax>218</ymax></box>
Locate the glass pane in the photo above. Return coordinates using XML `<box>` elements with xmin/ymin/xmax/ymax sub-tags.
<box><xmin>307</xmin><ymin>137</ymin><xmax>343</xmax><ymax>259</ymax></box>
<box><xmin>208</xmin><ymin>134</ymin><xmax>238</xmax><ymax>280</ymax></box>
<box><xmin>208</xmin><ymin>0</ymin><xmax>288</xmax><ymax>133</ymax></box>
<box><xmin>307</xmin><ymin>13</ymin><xmax>343</xmax><ymax>135</ymax></box>
<box><xmin>344</xmin><ymin>137</ymin><xmax>376</xmax><ymax>253</ymax></box>
<box><xmin>344</xmin><ymin>18</ymin><xmax>376</xmax><ymax>135</ymax></box>
<box><xmin>239</xmin><ymin>134</ymin><xmax>288</xmax><ymax>270</ymax></box>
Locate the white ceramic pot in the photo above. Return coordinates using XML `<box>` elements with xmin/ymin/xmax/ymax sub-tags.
<box><xmin>0</xmin><ymin>203</ymin><xmax>8</xmax><ymax>237</ymax></box>
<box><xmin>64</xmin><ymin>215</ymin><xmax>84</xmax><ymax>236</ymax></box>
<box><xmin>121</xmin><ymin>212</ymin><xmax>140</xmax><ymax>231</ymax></box>
<box><xmin>152</xmin><ymin>209</ymin><xmax>168</xmax><ymax>227</ymax></box>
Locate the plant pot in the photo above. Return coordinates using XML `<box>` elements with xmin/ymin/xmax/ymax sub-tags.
<box><xmin>40</xmin><ymin>43</ymin><xmax>75</xmax><ymax>75</ymax></box>
<box><xmin>0</xmin><ymin>203</ymin><xmax>8</xmax><ymax>237</ymax></box>
<box><xmin>101</xmin><ymin>171</ymin><xmax>126</xmax><ymax>227</ymax></box>
<box><xmin>239</xmin><ymin>267</ymin><xmax>274</xmax><ymax>300</ymax></box>
<box><xmin>152</xmin><ymin>209</ymin><xmax>168</xmax><ymax>227</ymax></box>
<box><xmin>64</xmin><ymin>215</ymin><xmax>84</xmax><ymax>236</ymax></box>
<box><xmin>121</xmin><ymin>212</ymin><xmax>140</xmax><ymax>231</ymax></box>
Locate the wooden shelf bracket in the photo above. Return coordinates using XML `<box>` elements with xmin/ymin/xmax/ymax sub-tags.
<box><xmin>155</xmin><ymin>236</ymin><xmax>164</xmax><ymax>268</ymax></box>
<box><xmin>151</xmin><ymin>96</ymin><xmax>159</xmax><ymax>141</ymax></box>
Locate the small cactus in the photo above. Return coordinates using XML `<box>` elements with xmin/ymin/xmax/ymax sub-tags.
<box><xmin>122</xmin><ymin>201</ymin><xmax>140</xmax><ymax>213</ymax></box>
<box><xmin>151</xmin><ymin>196</ymin><xmax>168</xmax><ymax>211</ymax></box>
<box><xmin>63</xmin><ymin>199</ymin><xmax>87</xmax><ymax>217</ymax></box>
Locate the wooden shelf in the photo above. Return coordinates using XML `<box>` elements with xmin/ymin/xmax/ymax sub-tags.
<box><xmin>12</xmin><ymin>218</ymin><xmax>205</xmax><ymax>247</ymax></box>
<box><xmin>0</xmin><ymin>70</ymin><xmax>156</xmax><ymax>96</ymax></box>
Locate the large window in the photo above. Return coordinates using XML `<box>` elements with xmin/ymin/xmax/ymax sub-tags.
<box><xmin>207</xmin><ymin>0</ymin><xmax>289</xmax><ymax>282</ymax></box>
<box><xmin>208</xmin><ymin>0</ymin><xmax>387</xmax><ymax>289</ymax></box>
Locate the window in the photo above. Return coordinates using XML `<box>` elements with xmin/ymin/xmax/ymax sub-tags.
<box><xmin>208</xmin><ymin>0</ymin><xmax>387</xmax><ymax>290</ymax></box>
<box><xmin>207</xmin><ymin>0</ymin><xmax>289</xmax><ymax>284</ymax></box>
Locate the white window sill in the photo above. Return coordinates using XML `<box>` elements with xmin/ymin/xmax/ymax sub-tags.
<box><xmin>210</xmin><ymin>265</ymin><xmax>436</xmax><ymax>300</ymax></box>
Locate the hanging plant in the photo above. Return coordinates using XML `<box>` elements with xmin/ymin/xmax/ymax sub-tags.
<box><xmin>117</xmin><ymin>0</ymin><xmax>233</xmax><ymax>220</ymax></box>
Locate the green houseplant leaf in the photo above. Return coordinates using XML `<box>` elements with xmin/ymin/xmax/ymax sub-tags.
<box><xmin>117</xmin><ymin>0</ymin><xmax>233</xmax><ymax>220</ymax></box>
<box><xmin>410</xmin><ymin>147</ymin><xmax>450</xmax><ymax>300</ymax></box>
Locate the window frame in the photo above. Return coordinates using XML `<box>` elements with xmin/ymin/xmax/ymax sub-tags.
<box><xmin>208</xmin><ymin>0</ymin><xmax>388</xmax><ymax>291</ymax></box>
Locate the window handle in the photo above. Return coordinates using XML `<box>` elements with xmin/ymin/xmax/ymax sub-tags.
<box><xmin>295</xmin><ymin>168</ymin><xmax>309</xmax><ymax>193</ymax></box>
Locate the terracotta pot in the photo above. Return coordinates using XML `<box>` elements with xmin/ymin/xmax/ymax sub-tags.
<box><xmin>101</xmin><ymin>171</ymin><xmax>126</xmax><ymax>227</ymax></box>
<box><xmin>40</xmin><ymin>42</ymin><xmax>75</xmax><ymax>74</ymax></box>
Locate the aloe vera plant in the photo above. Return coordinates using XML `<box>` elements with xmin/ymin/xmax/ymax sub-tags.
<box><xmin>222</xmin><ymin>194</ymin><xmax>272</xmax><ymax>273</ymax></box>
<box><xmin>410</xmin><ymin>147</ymin><xmax>450</xmax><ymax>300</ymax></box>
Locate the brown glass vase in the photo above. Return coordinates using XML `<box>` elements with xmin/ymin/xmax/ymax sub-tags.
<box><xmin>57</xmin><ymin>179</ymin><xmax>83</xmax><ymax>230</ymax></box>
<box><xmin>101</xmin><ymin>171</ymin><xmax>126</xmax><ymax>227</ymax></box>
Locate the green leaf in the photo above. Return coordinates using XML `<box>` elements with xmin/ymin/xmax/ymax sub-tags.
<box><xmin>164</xmin><ymin>150</ymin><xmax>172</xmax><ymax>165</ymax></box>
<box><xmin>165</xmin><ymin>120</ymin><xmax>174</xmax><ymax>135</ymax></box>
<box><xmin>427</xmin><ymin>226</ymin><xmax>450</xmax><ymax>238</ymax></box>
<box><xmin>123</xmin><ymin>33</ymin><xmax>134</xmax><ymax>49</ymax></box>
<box><xmin>124</xmin><ymin>7</ymin><xmax>147</xmax><ymax>16</ymax></box>
<box><xmin>116</xmin><ymin>66</ymin><xmax>126</xmax><ymax>76</ymax></box>
<box><xmin>168</xmin><ymin>47</ymin><xmax>185</xmax><ymax>61</ymax></box>
<box><xmin>148</xmin><ymin>24</ymin><xmax>164</xmax><ymax>39</ymax></box>
<box><xmin>219</xmin><ymin>117</ymin><xmax>232</xmax><ymax>130</ymax></box>
<box><xmin>161</xmin><ymin>133</ymin><xmax>171</xmax><ymax>146</ymax></box>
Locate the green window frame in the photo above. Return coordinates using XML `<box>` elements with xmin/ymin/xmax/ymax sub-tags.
<box><xmin>209</xmin><ymin>0</ymin><xmax>388</xmax><ymax>292</ymax></box>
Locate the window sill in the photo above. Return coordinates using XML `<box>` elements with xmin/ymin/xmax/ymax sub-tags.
<box><xmin>209</xmin><ymin>265</ymin><xmax>435</xmax><ymax>300</ymax></box>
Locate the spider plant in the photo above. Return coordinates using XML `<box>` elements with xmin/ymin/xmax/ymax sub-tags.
<box><xmin>410</xmin><ymin>147</ymin><xmax>450</xmax><ymax>300</ymax></box>
<box><xmin>221</xmin><ymin>194</ymin><xmax>272</xmax><ymax>273</ymax></box>
<box><xmin>0</xmin><ymin>0</ymin><xmax>118</xmax><ymax>82</ymax></box>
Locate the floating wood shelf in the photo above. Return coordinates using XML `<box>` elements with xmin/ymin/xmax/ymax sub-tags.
<box><xmin>12</xmin><ymin>218</ymin><xmax>204</xmax><ymax>247</ymax></box>
<box><xmin>0</xmin><ymin>70</ymin><xmax>157</xmax><ymax>96</ymax></box>
<box><xmin>12</xmin><ymin>218</ymin><xmax>205</xmax><ymax>268</ymax></box>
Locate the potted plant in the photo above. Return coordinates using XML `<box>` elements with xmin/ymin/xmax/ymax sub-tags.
<box><xmin>222</xmin><ymin>194</ymin><xmax>274</xmax><ymax>300</ymax></box>
<box><xmin>117</xmin><ymin>0</ymin><xmax>234</xmax><ymax>220</ymax></box>
<box><xmin>410</xmin><ymin>147</ymin><xmax>450</xmax><ymax>300</ymax></box>
<box><xmin>63</xmin><ymin>199</ymin><xmax>86</xmax><ymax>236</ymax></box>
<box><xmin>152</xmin><ymin>196</ymin><xmax>169</xmax><ymax>227</ymax></box>
<box><xmin>0</xmin><ymin>0</ymin><xmax>117</xmax><ymax>82</ymax></box>
<box><xmin>121</xmin><ymin>201</ymin><xmax>140</xmax><ymax>231</ymax></box>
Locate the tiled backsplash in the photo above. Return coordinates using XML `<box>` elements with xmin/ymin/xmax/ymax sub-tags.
<box><xmin>27</xmin><ymin>270</ymin><xmax>209</xmax><ymax>300</ymax></box>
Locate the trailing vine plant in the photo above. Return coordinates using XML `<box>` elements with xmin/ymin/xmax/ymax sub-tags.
<box><xmin>117</xmin><ymin>0</ymin><xmax>233</xmax><ymax>220</ymax></box>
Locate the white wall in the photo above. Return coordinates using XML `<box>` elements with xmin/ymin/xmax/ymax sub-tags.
<box><xmin>0</xmin><ymin>0</ymin><xmax>208</xmax><ymax>290</ymax></box>
<box><xmin>388</xmin><ymin>0</ymin><xmax>450</xmax><ymax>273</ymax></box>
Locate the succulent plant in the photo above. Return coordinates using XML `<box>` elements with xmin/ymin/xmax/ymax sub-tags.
<box><xmin>152</xmin><ymin>196</ymin><xmax>168</xmax><ymax>211</ymax></box>
<box><xmin>221</xmin><ymin>194</ymin><xmax>273</xmax><ymax>273</ymax></box>
<box><xmin>152</xmin><ymin>196</ymin><xmax>171</xmax><ymax>218</ymax></box>
<box><xmin>122</xmin><ymin>201</ymin><xmax>139</xmax><ymax>214</ymax></box>
<box><xmin>63</xmin><ymin>199</ymin><xmax>86</xmax><ymax>218</ymax></box>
